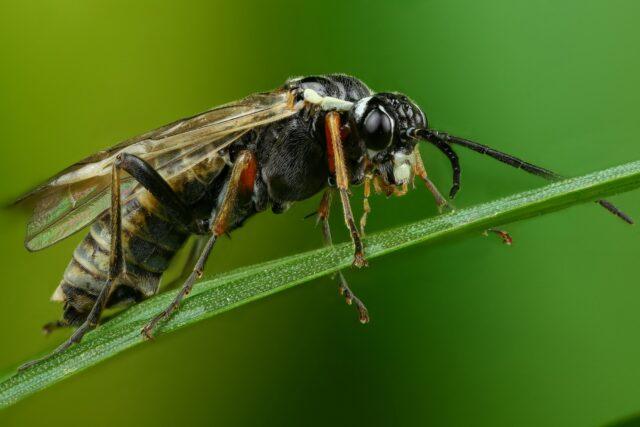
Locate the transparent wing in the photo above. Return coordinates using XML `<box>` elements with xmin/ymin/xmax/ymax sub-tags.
<box><xmin>19</xmin><ymin>88</ymin><xmax>302</xmax><ymax>251</ymax></box>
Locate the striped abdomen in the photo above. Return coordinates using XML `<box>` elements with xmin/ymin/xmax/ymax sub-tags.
<box><xmin>55</xmin><ymin>145</ymin><xmax>227</xmax><ymax>325</ymax></box>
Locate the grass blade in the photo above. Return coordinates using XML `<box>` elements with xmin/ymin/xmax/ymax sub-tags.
<box><xmin>2</xmin><ymin>160</ymin><xmax>640</xmax><ymax>409</ymax></box>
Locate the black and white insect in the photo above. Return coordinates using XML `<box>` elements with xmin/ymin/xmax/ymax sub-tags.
<box><xmin>16</xmin><ymin>74</ymin><xmax>632</xmax><ymax>369</ymax></box>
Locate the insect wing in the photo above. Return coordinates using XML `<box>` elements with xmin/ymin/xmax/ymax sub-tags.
<box><xmin>24</xmin><ymin>133</ymin><xmax>242</xmax><ymax>251</ymax></box>
<box><xmin>20</xmin><ymin>88</ymin><xmax>301</xmax><ymax>251</ymax></box>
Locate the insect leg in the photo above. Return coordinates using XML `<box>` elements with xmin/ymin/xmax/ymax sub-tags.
<box><xmin>359</xmin><ymin>176</ymin><xmax>372</xmax><ymax>236</ymax></box>
<box><xmin>19</xmin><ymin>157</ymin><xmax>128</xmax><ymax>370</ymax></box>
<box><xmin>413</xmin><ymin>146</ymin><xmax>451</xmax><ymax>212</ymax></box>
<box><xmin>163</xmin><ymin>236</ymin><xmax>208</xmax><ymax>290</ymax></box>
<box><xmin>114</xmin><ymin>153</ymin><xmax>206</xmax><ymax>233</ymax></box>
<box><xmin>372</xmin><ymin>176</ymin><xmax>386</xmax><ymax>195</ymax></box>
<box><xmin>325</xmin><ymin>111</ymin><xmax>367</xmax><ymax>268</ymax></box>
<box><xmin>419</xmin><ymin>129</ymin><xmax>633</xmax><ymax>224</ymax></box>
<box><xmin>484</xmin><ymin>228</ymin><xmax>514</xmax><ymax>245</ymax></box>
<box><xmin>318</xmin><ymin>189</ymin><xmax>370</xmax><ymax>324</ymax></box>
<box><xmin>414</xmin><ymin>145</ymin><xmax>512</xmax><ymax>243</ymax></box>
<box><xmin>141</xmin><ymin>150</ymin><xmax>257</xmax><ymax>339</ymax></box>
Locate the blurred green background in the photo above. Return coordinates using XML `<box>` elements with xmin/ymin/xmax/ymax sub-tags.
<box><xmin>1</xmin><ymin>1</ymin><xmax>640</xmax><ymax>426</ymax></box>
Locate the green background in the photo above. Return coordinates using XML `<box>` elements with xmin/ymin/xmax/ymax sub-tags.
<box><xmin>1</xmin><ymin>1</ymin><xmax>640</xmax><ymax>426</ymax></box>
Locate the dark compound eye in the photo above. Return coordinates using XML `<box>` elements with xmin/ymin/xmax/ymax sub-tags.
<box><xmin>362</xmin><ymin>108</ymin><xmax>393</xmax><ymax>151</ymax></box>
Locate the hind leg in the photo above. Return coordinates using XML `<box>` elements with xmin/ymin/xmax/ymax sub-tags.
<box><xmin>43</xmin><ymin>283</ymin><xmax>145</xmax><ymax>336</ymax></box>
<box><xmin>19</xmin><ymin>160</ymin><xmax>127</xmax><ymax>371</ymax></box>
<box><xmin>41</xmin><ymin>284</ymin><xmax>98</xmax><ymax>335</ymax></box>
<box><xmin>141</xmin><ymin>150</ymin><xmax>258</xmax><ymax>339</ymax></box>
<box><xmin>19</xmin><ymin>152</ymin><xmax>203</xmax><ymax>370</ymax></box>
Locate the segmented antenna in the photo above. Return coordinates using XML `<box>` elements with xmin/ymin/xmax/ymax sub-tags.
<box><xmin>420</xmin><ymin>132</ymin><xmax>461</xmax><ymax>198</ymax></box>
<box><xmin>416</xmin><ymin>129</ymin><xmax>633</xmax><ymax>224</ymax></box>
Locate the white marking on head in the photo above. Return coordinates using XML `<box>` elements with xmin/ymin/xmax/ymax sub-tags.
<box><xmin>394</xmin><ymin>163</ymin><xmax>411</xmax><ymax>183</ymax></box>
<box><xmin>353</xmin><ymin>96</ymin><xmax>372</xmax><ymax>122</ymax></box>
<box><xmin>378</xmin><ymin>105</ymin><xmax>395</xmax><ymax>141</ymax></box>
<box><xmin>393</xmin><ymin>151</ymin><xmax>416</xmax><ymax>184</ymax></box>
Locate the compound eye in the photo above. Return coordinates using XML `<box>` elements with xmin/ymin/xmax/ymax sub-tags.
<box><xmin>362</xmin><ymin>108</ymin><xmax>393</xmax><ymax>151</ymax></box>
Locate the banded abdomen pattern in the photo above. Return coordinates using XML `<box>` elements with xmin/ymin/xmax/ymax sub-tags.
<box><xmin>55</xmin><ymin>144</ymin><xmax>227</xmax><ymax>325</ymax></box>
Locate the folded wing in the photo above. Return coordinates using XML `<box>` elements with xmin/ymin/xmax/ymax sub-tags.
<box><xmin>18</xmin><ymin>88</ymin><xmax>302</xmax><ymax>251</ymax></box>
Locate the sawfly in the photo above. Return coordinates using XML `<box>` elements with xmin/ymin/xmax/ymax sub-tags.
<box><xmin>15</xmin><ymin>74</ymin><xmax>632</xmax><ymax>369</ymax></box>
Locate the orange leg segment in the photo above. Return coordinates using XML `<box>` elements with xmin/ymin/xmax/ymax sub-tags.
<box><xmin>324</xmin><ymin>111</ymin><xmax>367</xmax><ymax>268</ymax></box>
<box><xmin>142</xmin><ymin>150</ymin><xmax>257</xmax><ymax>339</ymax></box>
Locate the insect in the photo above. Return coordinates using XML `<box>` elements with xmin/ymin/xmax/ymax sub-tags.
<box><xmin>16</xmin><ymin>74</ymin><xmax>632</xmax><ymax>369</ymax></box>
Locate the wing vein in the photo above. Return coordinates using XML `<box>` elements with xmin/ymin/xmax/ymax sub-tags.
<box><xmin>20</xmin><ymin>88</ymin><xmax>300</xmax><ymax>251</ymax></box>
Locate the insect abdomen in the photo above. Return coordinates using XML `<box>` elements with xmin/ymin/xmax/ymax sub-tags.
<box><xmin>55</xmin><ymin>146</ymin><xmax>227</xmax><ymax>325</ymax></box>
<box><xmin>57</xmin><ymin>193</ymin><xmax>190</xmax><ymax>325</ymax></box>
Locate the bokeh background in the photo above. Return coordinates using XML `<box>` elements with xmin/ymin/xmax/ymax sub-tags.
<box><xmin>1</xmin><ymin>1</ymin><xmax>640</xmax><ymax>426</ymax></box>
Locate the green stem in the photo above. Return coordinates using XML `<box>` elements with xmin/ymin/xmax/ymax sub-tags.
<box><xmin>2</xmin><ymin>160</ymin><xmax>640</xmax><ymax>409</ymax></box>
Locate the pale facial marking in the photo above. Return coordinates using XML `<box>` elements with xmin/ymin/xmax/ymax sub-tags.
<box><xmin>353</xmin><ymin>96</ymin><xmax>372</xmax><ymax>121</ymax></box>
<box><xmin>393</xmin><ymin>151</ymin><xmax>415</xmax><ymax>184</ymax></box>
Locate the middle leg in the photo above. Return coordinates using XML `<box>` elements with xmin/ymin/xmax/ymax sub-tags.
<box><xmin>141</xmin><ymin>150</ymin><xmax>258</xmax><ymax>339</ymax></box>
<box><xmin>317</xmin><ymin>189</ymin><xmax>369</xmax><ymax>324</ymax></box>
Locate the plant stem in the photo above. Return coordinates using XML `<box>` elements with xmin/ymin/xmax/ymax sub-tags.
<box><xmin>1</xmin><ymin>159</ymin><xmax>640</xmax><ymax>409</ymax></box>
